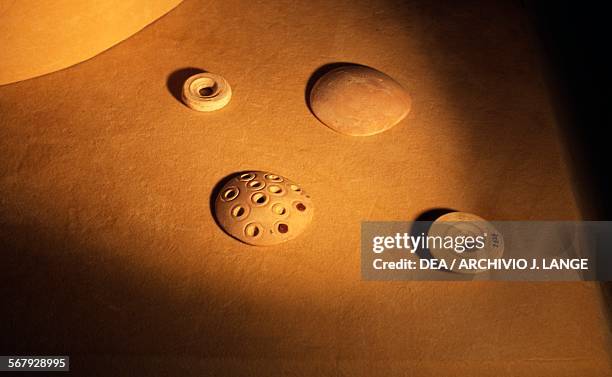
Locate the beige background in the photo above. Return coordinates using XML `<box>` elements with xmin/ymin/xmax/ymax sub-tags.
<box><xmin>1</xmin><ymin>0</ymin><xmax>610</xmax><ymax>375</ymax></box>
<box><xmin>0</xmin><ymin>0</ymin><xmax>182</xmax><ymax>85</ymax></box>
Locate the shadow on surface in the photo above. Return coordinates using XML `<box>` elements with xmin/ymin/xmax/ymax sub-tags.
<box><xmin>528</xmin><ymin>1</ymin><xmax>612</xmax><ymax>339</ymax></box>
<box><xmin>166</xmin><ymin>67</ymin><xmax>206</xmax><ymax>104</ymax></box>
<box><xmin>0</xmin><ymin>214</ymin><xmax>295</xmax><ymax>375</ymax></box>
<box><xmin>410</xmin><ymin>208</ymin><xmax>457</xmax><ymax>260</ymax></box>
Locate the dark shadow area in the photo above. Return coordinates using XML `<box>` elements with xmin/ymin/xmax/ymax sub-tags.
<box><xmin>414</xmin><ymin>208</ymin><xmax>457</xmax><ymax>223</ymax></box>
<box><xmin>384</xmin><ymin>0</ymin><xmax>610</xmax><ymax>282</ymax></box>
<box><xmin>383</xmin><ymin>1</ymin><xmax>578</xmax><ymax>221</ymax></box>
<box><xmin>410</xmin><ymin>208</ymin><xmax>456</xmax><ymax>260</ymax></box>
<box><xmin>166</xmin><ymin>67</ymin><xmax>206</xmax><ymax>104</ymax></box>
<box><xmin>0</xmin><ymin>208</ymin><xmax>296</xmax><ymax>375</ymax></box>
<box><xmin>527</xmin><ymin>2</ymin><xmax>612</xmax><ymax>221</ymax></box>
<box><xmin>410</xmin><ymin>208</ymin><xmax>474</xmax><ymax>280</ymax></box>
<box><xmin>526</xmin><ymin>1</ymin><xmax>612</xmax><ymax>339</ymax></box>
<box><xmin>304</xmin><ymin>62</ymin><xmax>363</xmax><ymax>112</ymax></box>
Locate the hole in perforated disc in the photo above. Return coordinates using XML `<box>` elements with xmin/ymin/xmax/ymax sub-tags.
<box><xmin>239</xmin><ymin>173</ymin><xmax>256</xmax><ymax>181</ymax></box>
<box><xmin>264</xmin><ymin>174</ymin><xmax>283</xmax><ymax>182</ymax></box>
<box><xmin>268</xmin><ymin>185</ymin><xmax>283</xmax><ymax>194</ymax></box>
<box><xmin>231</xmin><ymin>205</ymin><xmax>247</xmax><ymax>219</ymax></box>
<box><xmin>251</xmin><ymin>192</ymin><xmax>268</xmax><ymax>206</ymax></box>
<box><xmin>244</xmin><ymin>223</ymin><xmax>261</xmax><ymax>237</ymax></box>
<box><xmin>248</xmin><ymin>180</ymin><xmax>265</xmax><ymax>190</ymax></box>
<box><xmin>221</xmin><ymin>187</ymin><xmax>239</xmax><ymax>201</ymax></box>
<box><xmin>272</xmin><ymin>203</ymin><xmax>286</xmax><ymax>215</ymax></box>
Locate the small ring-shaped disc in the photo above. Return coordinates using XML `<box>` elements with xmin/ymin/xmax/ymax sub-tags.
<box><xmin>182</xmin><ymin>73</ymin><xmax>232</xmax><ymax>112</ymax></box>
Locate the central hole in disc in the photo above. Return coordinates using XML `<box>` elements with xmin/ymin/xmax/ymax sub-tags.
<box><xmin>195</xmin><ymin>78</ymin><xmax>217</xmax><ymax>97</ymax></box>
<box><xmin>198</xmin><ymin>86</ymin><xmax>215</xmax><ymax>96</ymax></box>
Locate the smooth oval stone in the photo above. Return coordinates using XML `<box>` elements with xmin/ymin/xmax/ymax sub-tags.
<box><xmin>214</xmin><ymin>171</ymin><xmax>314</xmax><ymax>246</ymax></box>
<box><xmin>309</xmin><ymin>65</ymin><xmax>412</xmax><ymax>136</ymax></box>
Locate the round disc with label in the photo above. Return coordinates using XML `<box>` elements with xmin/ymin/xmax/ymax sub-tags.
<box><xmin>427</xmin><ymin>212</ymin><xmax>504</xmax><ymax>274</ymax></box>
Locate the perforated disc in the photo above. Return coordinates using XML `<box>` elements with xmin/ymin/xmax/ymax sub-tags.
<box><xmin>213</xmin><ymin>171</ymin><xmax>314</xmax><ymax>246</ymax></box>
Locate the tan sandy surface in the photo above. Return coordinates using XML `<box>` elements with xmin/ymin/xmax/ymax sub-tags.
<box><xmin>1</xmin><ymin>0</ymin><xmax>610</xmax><ymax>375</ymax></box>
